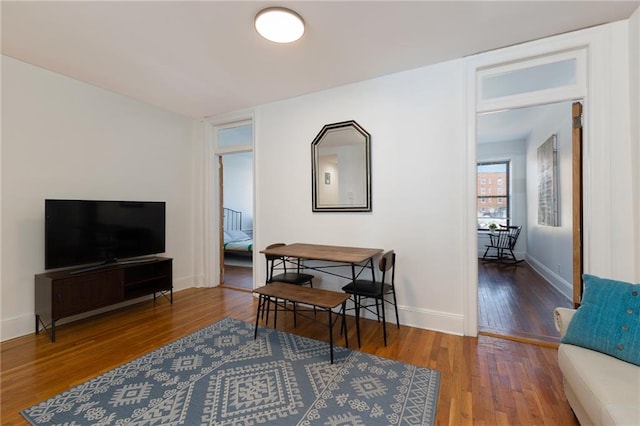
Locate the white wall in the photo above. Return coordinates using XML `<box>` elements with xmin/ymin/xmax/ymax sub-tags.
<box><xmin>604</xmin><ymin>21</ymin><xmax>636</xmax><ymax>279</ymax></box>
<box><xmin>1</xmin><ymin>56</ymin><xmax>195</xmax><ymax>341</ymax></box>
<box><xmin>525</xmin><ymin>103</ymin><xmax>574</xmax><ymax>297</ymax></box>
<box><xmin>630</xmin><ymin>7</ymin><xmax>640</xmax><ymax>281</ymax></box>
<box><xmin>253</xmin><ymin>59</ymin><xmax>467</xmax><ymax>334</ymax></box>
<box><xmin>476</xmin><ymin>138</ymin><xmax>527</xmax><ymax>258</ymax></box>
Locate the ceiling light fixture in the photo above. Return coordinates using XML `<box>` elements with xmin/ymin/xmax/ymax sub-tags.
<box><xmin>255</xmin><ymin>7</ymin><xmax>305</xmax><ymax>43</ymax></box>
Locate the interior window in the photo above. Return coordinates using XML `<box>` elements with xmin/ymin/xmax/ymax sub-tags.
<box><xmin>479</xmin><ymin>58</ymin><xmax>577</xmax><ymax>101</ymax></box>
<box><xmin>217</xmin><ymin>123</ymin><xmax>252</xmax><ymax>149</ymax></box>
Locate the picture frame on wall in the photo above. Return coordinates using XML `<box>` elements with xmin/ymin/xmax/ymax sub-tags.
<box><xmin>537</xmin><ymin>134</ymin><xmax>558</xmax><ymax>226</ymax></box>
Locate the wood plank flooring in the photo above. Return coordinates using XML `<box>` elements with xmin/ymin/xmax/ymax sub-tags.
<box><xmin>478</xmin><ymin>260</ymin><xmax>573</xmax><ymax>345</ymax></box>
<box><xmin>1</xmin><ymin>287</ymin><xmax>579</xmax><ymax>425</ymax></box>
<box><xmin>222</xmin><ymin>253</ymin><xmax>253</xmax><ymax>290</ymax></box>
<box><xmin>222</xmin><ymin>264</ymin><xmax>253</xmax><ymax>290</ymax></box>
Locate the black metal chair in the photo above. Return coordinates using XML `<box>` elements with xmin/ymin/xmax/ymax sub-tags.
<box><xmin>265</xmin><ymin>243</ymin><xmax>314</xmax><ymax>286</ymax></box>
<box><xmin>481</xmin><ymin>225</ymin><xmax>524</xmax><ymax>264</ymax></box>
<box><xmin>341</xmin><ymin>250</ymin><xmax>399</xmax><ymax>347</ymax></box>
<box><xmin>263</xmin><ymin>243</ymin><xmax>315</xmax><ymax>326</ymax></box>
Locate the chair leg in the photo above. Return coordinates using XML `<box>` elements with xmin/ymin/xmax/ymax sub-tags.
<box><xmin>354</xmin><ymin>295</ymin><xmax>361</xmax><ymax>348</ymax></box>
<box><xmin>254</xmin><ymin>295</ymin><xmax>263</xmax><ymax>339</ymax></box>
<box><xmin>273</xmin><ymin>297</ymin><xmax>278</xmax><ymax>329</ymax></box>
<box><xmin>380</xmin><ymin>296</ymin><xmax>387</xmax><ymax>346</ymax></box>
<box><xmin>482</xmin><ymin>246</ymin><xmax>491</xmax><ymax>260</ymax></box>
<box><xmin>293</xmin><ymin>302</ymin><xmax>297</xmax><ymax>328</ymax></box>
<box><xmin>391</xmin><ymin>290</ymin><xmax>400</xmax><ymax>329</ymax></box>
<box><xmin>341</xmin><ymin>302</ymin><xmax>349</xmax><ymax>348</ymax></box>
<box><xmin>265</xmin><ymin>298</ymin><xmax>271</xmax><ymax>323</ymax></box>
<box><xmin>309</xmin><ymin>279</ymin><xmax>316</xmax><ymax>316</ymax></box>
<box><xmin>509</xmin><ymin>249</ymin><xmax>524</xmax><ymax>263</ymax></box>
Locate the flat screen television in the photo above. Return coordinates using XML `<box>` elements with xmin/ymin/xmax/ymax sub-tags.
<box><xmin>45</xmin><ymin>199</ymin><xmax>166</xmax><ymax>270</ymax></box>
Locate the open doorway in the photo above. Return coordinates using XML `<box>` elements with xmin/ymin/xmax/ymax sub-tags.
<box><xmin>220</xmin><ymin>152</ymin><xmax>254</xmax><ymax>290</ymax></box>
<box><xmin>476</xmin><ymin>102</ymin><xmax>576</xmax><ymax>344</ymax></box>
<box><xmin>210</xmin><ymin>117</ymin><xmax>254</xmax><ymax>291</ymax></box>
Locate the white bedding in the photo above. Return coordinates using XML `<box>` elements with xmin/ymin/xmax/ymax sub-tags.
<box><xmin>223</xmin><ymin>230</ymin><xmax>253</xmax><ymax>253</ymax></box>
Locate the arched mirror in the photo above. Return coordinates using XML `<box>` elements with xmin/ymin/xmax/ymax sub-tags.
<box><xmin>311</xmin><ymin>120</ymin><xmax>371</xmax><ymax>212</ymax></box>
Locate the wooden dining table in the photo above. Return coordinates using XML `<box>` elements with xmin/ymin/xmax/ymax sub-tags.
<box><xmin>259</xmin><ymin>243</ymin><xmax>383</xmax><ymax>283</ymax></box>
<box><xmin>256</xmin><ymin>243</ymin><xmax>383</xmax><ymax>361</ymax></box>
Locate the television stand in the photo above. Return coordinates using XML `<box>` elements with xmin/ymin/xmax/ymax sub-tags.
<box><xmin>35</xmin><ymin>257</ymin><xmax>172</xmax><ymax>342</ymax></box>
<box><xmin>68</xmin><ymin>257</ymin><xmax>160</xmax><ymax>275</ymax></box>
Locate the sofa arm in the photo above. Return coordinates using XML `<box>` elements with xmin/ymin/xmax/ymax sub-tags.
<box><xmin>554</xmin><ymin>307</ymin><xmax>577</xmax><ymax>337</ymax></box>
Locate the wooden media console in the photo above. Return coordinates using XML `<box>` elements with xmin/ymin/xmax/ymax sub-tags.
<box><xmin>34</xmin><ymin>257</ymin><xmax>172</xmax><ymax>342</ymax></box>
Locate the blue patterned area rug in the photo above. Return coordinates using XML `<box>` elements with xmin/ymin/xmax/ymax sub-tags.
<box><xmin>22</xmin><ymin>317</ymin><xmax>440</xmax><ymax>425</ymax></box>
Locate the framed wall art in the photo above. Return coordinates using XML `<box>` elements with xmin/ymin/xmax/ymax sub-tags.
<box><xmin>537</xmin><ymin>134</ymin><xmax>558</xmax><ymax>226</ymax></box>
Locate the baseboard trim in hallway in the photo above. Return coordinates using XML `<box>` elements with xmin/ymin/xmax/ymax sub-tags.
<box><xmin>479</xmin><ymin>328</ymin><xmax>560</xmax><ymax>348</ymax></box>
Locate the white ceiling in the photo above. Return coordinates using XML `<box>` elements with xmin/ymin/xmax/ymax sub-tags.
<box><xmin>2</xmin><ymin>1</ymin><xmax>638</xmax><ymax>120</ymax></box>
<box><xmin>477</xmin><ymin>102</ymin><xmax>571</xmax><ymax>144</ymax></box>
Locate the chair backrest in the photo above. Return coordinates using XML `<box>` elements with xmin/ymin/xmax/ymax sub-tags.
<box><xmin>265</xmin><ymin>243</ymin><xmax>287</xmax><ymax>282</ymax></box>
<box><xmin>264</xmin><ymin>243</ymin><xmax>286</xmax><ymax>261</ymax></box>
<box><xmin>506</xmin><ymin>226</ymin><xmax>522</xmax><ymax>249</ymax></box>
<box><xmin>378</xmin><ymin>250</ymin><xmax>396</xmax><ymax>286</ymax></box>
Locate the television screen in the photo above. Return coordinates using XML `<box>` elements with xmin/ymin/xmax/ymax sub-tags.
<box><xmin>45</xmin><ymin>199</ymin><xmax>166</xmax><ymax>270</ymax></box>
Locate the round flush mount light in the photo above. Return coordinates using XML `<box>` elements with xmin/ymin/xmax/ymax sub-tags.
<box><xmin>255</xmin><ymin>7</ymin><xmax>305</xmax><ymax>43</ymax></box>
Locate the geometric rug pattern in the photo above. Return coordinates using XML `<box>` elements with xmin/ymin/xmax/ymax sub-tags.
<box><xmin>22</xmin><ymin>317</ymin><xmax>439</xmax><ymax>425</ymax></box>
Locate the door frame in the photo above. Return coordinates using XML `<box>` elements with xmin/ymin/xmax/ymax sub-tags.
<box><xmin>572</xmin><ymin>102</ymin><xmax>584</xmax><ymax>306</ymax></box>
<box><xmin>464</xmin><ymin>46</ymin><xmax>589</xmax><ymax>336</ymax></box>
<box><xmin>202</xmin><ymin>110</ymin><xmax>255</xmax><ymax>287</ymax></box>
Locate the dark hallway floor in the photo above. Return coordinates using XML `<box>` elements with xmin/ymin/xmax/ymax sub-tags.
<box><xmin>222</xmin><ymin>253</ymin><xmax>253</xmax><ymax>290</ymax></box>
<box><xmin>478</xmin><ymin>260</ymin><xmax>573</xmax><ymax>345</ymax></box>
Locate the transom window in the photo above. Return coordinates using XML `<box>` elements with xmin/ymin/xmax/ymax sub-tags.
<box><xmin>477</xmin><ymin>161</ymin><xmax>510</xmax><ymax>230</ymax></box>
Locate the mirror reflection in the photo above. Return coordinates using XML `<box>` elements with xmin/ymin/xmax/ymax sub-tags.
<box><xmin>312</xmin><ymin>120</ymin><xmax>371</xmax><ymax>212</ymax></box>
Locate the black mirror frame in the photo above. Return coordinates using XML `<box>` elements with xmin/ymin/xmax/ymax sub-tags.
<box><xmin>311</xmin><ymin>120</ymin><xmax>372</xmax><ymax>212</ymax></box>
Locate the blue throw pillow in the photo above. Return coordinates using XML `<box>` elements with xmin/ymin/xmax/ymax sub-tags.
<box><xmin>562</xmin><ymin>274</ymin><xmax>640</xmax><ymax>366</ymax></box>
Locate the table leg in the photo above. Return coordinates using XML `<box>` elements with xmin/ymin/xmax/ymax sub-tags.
<box><xmin>328</xmin><ymin>308</ymin><xmax>334</xmax><ymax>364</ymax></box>
<box><xmin>369</xmin><ymin>257</ymin><xmax>375</xmax><ymax>280</ymax></box>
<box><xmin>342</xmin><ymin>301</ymin><xmax>349</xmax><ymax>348</ymax></box>
<box><xmin>355</xmin><ymin>295</ymin><xmax>361</xmax><ymax>348</ymax></box>
<box><xmin>254</xmin><ymin>294</ymin><xmax>262</xmax><ymax>339</ymax></box>
<box><xmin>293</xmin><ymin>302</ymin><xmax>297</xmax><ymax>328</ymax></box>
<box><xmin>273</xmin><ymin>297</ymin><xmax>278</xmax><ymax>329</ymax></box>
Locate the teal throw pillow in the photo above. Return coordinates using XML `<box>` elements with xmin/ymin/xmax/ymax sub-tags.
<box><xmin>562</xmin><ymin>274</ymin><xmax>640</xmax><ymax>366</ymax></box>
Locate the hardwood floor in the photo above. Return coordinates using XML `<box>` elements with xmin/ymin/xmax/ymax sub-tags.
<box><xmin>222</xmin><ymin>253</ymin><xmax>254</xmax><ymax>290</ymax></box>
<box><xmin>1</xmin><ymin>287</ymin><xmax>578</xmax><ymax>425</ymax></box>
<box><xmin>222</xmin><ymin>264</ymin><xmax>253</xmax><ymax>290</ymax></box>
<box><xmin>478</xmin><ymin>260</ymin><xmax>573</xmax><ymax>345</ymax></box>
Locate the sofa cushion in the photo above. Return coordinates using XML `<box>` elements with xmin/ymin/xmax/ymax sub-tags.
<box><xmin>558</xmin><ymin>343</ymin><xmax>640</xmax><ymax>425</ymax></box>
<box><xmin>562</xmin><ymin>274</ymin><xmax>640</xmax><ymax>366</ymax></box>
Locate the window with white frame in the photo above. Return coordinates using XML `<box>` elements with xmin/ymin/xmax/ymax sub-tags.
<box><xmin>477</xmin><ymin>161</ymin><xmax>510</xmax><ymax>229</ymax></box>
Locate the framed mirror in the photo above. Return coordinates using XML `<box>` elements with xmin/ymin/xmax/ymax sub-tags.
<box><xmin>311</xmin><ymin>120</ymin><xmax>371</xmax><ymax>212</ymax></box>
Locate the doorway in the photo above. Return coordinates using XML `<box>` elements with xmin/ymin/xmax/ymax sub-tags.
<box><xmin>476</xmin><ymin>101</ymin><xmax>578</xmax><ymax>344</ymax></box>
<box><xmin>210</xmin><ymin>118</ymin><xmax>254</xmax><ymax>291</ymax></box>
<box><xmin>220</xmin><ymin>152</ymin><xmax>254</xmax><ymax>291</ymax></box>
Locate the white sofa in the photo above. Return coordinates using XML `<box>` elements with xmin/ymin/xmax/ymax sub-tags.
<box><xmin>554</xmin><ymin>307</ymin><xmax>640</xmax><ymax>426</ymax></box>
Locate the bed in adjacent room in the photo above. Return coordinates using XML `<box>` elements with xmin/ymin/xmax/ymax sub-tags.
<box><xmin>223</xmin><ymin>208</ymin><xmax>253</xmax><ymax>256</ymax></box>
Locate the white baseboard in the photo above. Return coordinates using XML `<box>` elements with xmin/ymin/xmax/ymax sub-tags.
<box><xmin>353</xmin><ymin>302</ymin><xmax>464</xmax><ymax>336</ymax></box>
<box><xmin>525</xmin><ymin>255</ymin><xmax>573</xmax><ymax>300</ymax></box>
